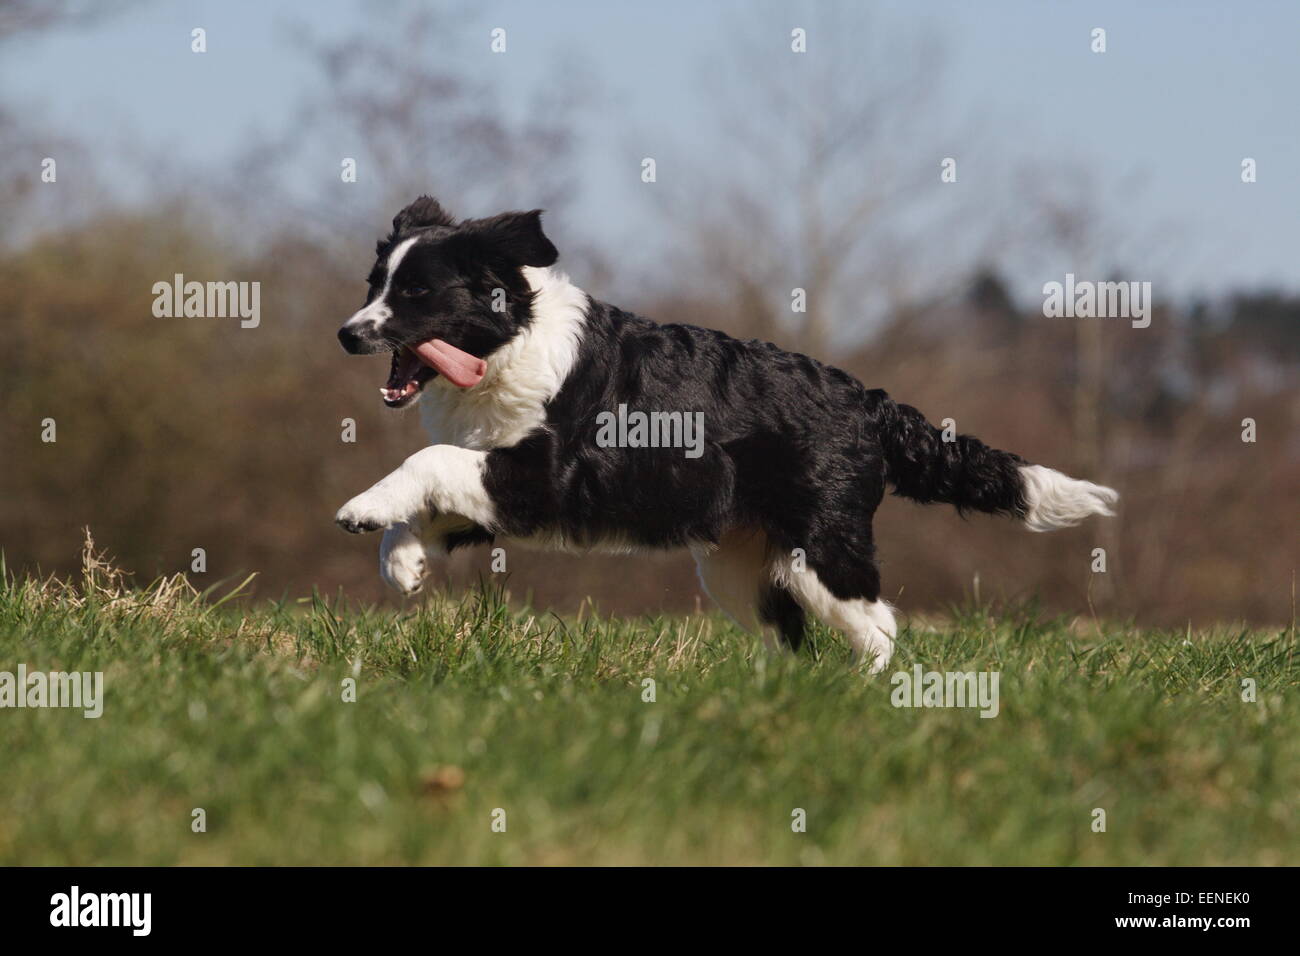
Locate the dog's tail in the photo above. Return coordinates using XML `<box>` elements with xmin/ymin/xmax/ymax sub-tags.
<box><xmin>868</xmin><ymin>390</ymin><xmax>1118</xmax><ymax>531</ymax></box>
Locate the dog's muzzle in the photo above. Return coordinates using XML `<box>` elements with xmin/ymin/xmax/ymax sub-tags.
<box><xmin>337</xmin><ymin>316</ymin><xmax>387</xmax><ymax>354</ymax></box>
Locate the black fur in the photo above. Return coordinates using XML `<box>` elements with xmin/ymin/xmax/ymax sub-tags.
<box><xmin>759</xmin><ymin>584</ymin><xmax>808</xmax><ymax>651</ymax></box>
<box><xmin>480</xmin><ymin>302</ymin><xmax>1028</xmax><ymax>605</ymax></box>
<box><xmin>343</xmin><ymin>197</ymin><xmax>543</xmax><ymax>361</ymax></box>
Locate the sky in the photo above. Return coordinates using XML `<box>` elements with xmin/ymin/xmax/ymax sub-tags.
<box><xmin>3</xmin><ymin>0</ymin><xmax>1297</xmax><ymax>307</ymax></box>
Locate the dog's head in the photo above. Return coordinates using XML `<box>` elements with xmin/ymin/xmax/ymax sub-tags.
<box><xmin>337</xmin><ymin>196</ymin><xmax>559</xmax><ymax>407</ymax></box>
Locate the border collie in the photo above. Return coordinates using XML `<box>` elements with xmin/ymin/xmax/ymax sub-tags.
<box><xmin>335</xmin><ymin>197</ymin><xmax>1118</xmax><ymax>672</ymax></box>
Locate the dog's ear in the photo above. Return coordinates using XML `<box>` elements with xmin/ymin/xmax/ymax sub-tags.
<box><xmin>454</xmin><ymin>210</ymin><xmax>559</xmax><ymax>268</ymax></box>
<box><xmin>392</xmin><ymin>195</ymin><xmax>456</xmax><ymax>234</ymax></box>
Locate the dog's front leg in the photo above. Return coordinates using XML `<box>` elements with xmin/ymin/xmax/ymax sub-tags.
<box><xmin>335</xmin><ymin>444</ymin><xmax>496</xmax><ymax>534</ymax></box>
<box><xmin>379</xmin><ymin>521</ymin><xmax>429</xmax><ymax>595</ymax></box>
<box><xmin>379</xmin><ymin>513</ymin><xmax>481</xmax><ymax>596</ymax></box>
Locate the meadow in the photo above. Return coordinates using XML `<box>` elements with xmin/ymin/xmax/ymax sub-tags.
<box><xmin>1</xmin><ymin>541</ymin><xmax>1295</xmax><ymax>866</ymax></box>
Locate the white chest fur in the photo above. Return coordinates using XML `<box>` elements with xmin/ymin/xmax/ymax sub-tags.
<box><xmin>418</xmin><ymin>266</ymin><xmax>588</xmax><ymax>451</ymax></box>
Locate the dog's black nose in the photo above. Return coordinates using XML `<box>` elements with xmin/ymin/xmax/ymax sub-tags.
<box><xmin>338</xmin><ymin>324</ymin><xmax>366</xmax><ymax>354</ymax></box>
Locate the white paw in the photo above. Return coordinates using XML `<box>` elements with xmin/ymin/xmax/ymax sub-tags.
<box><xmin>852</xmin><ymin>628</ymin><xmax>896</xmax><ymax>675</ymax></box>
<box><xmin>862</xmin><ymin>644</ymin><xmax>893</xmax><ymax>675</ymax></box>
<box><xmin>855</xmin><ymin>603</ymin><xmax>897</xmax><ymax>675</ymax></box>
<box><xmin>380</xmin><ymin>524</ymin><xmax>429</xmax><ymax>595</ymax></box>
<box><xmin>336</xmin><ymin>485</ymin><xmax>411</xmax><ymax>534</ymax></box>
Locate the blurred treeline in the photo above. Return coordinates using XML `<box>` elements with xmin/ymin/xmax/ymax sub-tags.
<box><xmin>1</xmin><ymin>2</ymin><xmax>1295</xmax><ymax>625</ymax></box>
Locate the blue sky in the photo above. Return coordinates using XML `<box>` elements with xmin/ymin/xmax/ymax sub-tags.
<box><xmin>4</xmin><ymin>0</ymin><xmax>1297</xmax><ymax>305</ymax></box>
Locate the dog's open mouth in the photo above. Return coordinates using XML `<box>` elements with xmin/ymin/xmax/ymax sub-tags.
<box><xmin>381</xmin><ymin>348</ymin><xmax>436</xmax><ymax>407</ymax></box>
<box><xmin>380</xmin><ymin>339</ymin><xmax>487</xmax><ymax>407</ymax></box>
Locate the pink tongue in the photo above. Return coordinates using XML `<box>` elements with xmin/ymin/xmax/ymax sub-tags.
<box><xmin>412</xmin><ymin>339</ymin><xmax>486</xmax><ymax>388</ymax></box>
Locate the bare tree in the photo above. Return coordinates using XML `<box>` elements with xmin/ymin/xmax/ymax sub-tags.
<box><xmin>223</xmin><ymin>2</ymin><xmax>591</xmax><ymax>249</ymax></box>
<box><xmin>0</xmin><ymin>0</ymin><xmax>134</xmax><ymax>40</ymax></box>
<box><xmin>653</xmin><ymin>4</ymin><xmax>961</xmax><ymax>354</ymax></box>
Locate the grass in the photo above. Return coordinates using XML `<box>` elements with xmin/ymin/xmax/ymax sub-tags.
<box><xmin>0</xmin><ymin>537</ymin><xmax>1296</xmax><ymax>865</ymax></box>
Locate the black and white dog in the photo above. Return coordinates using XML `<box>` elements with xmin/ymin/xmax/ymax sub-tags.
<box><xmin>335</xmin><ymin>197</ymin><xmax>1117</xmax><ymax>672</ymax></box>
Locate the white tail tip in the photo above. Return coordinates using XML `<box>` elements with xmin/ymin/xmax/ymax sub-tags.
<box><xmin>1018</xmin><ymin>464</ymin><xmax>1119</xmax><ymax>532</ymax></box>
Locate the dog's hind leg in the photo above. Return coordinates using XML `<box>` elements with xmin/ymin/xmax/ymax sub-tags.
<box><xmin>757</xmin><ymin>582</ymin><xmax>807</xmax><ymax>652</ymax></box>
<box><xmin>771</xmin><ymin>554</ymin><xmax>897</xmax><ymax>674</ymax></box>
<box><xmin>691</xmin><ymin>530</ymin><xmax>805</xmax><ymax>653</ymax></box>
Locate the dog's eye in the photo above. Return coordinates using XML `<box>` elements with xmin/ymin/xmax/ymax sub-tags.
<box><xmin>401</xmin><ymin>286</ymin><xmax>430</xmax><ymax>298</ymax></box>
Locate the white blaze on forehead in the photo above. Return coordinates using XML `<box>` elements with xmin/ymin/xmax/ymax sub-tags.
<box><xmin>344</xmin><ymin>235</ymin><xmax>420</xmax><ymax>331</ymax></box>
<box><xmin>381</xmin><ymin>236</ymin><xmax>420</xmax><ymax>294</ymax></box>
